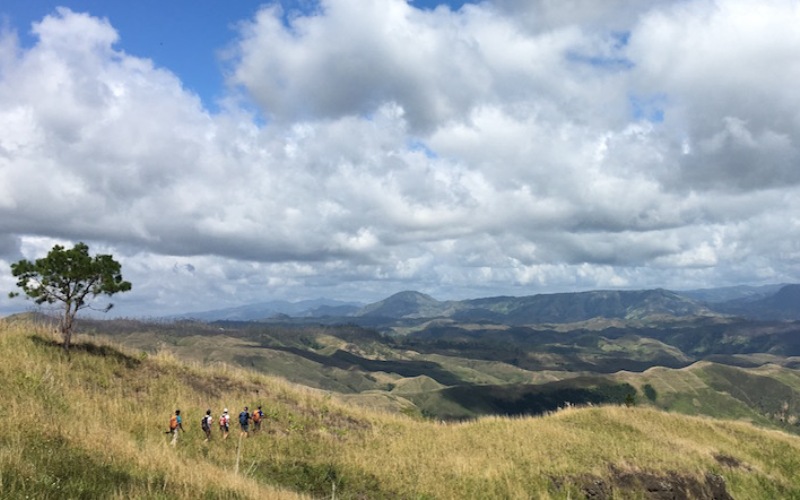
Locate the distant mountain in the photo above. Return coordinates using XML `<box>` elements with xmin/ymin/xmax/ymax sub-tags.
<box><xmin>175</xmin><ymin>284</ymin><xmax>798</xmax><ymax>325</ymax></box>
<box><xmin>306</xmin><ymin>304</ymin><xmax>363</xmax><ymax>317</ymax></box>
<box><xmin>712</xmin><ymin>284</ymin><xmax>800</xmax><ymax>320</ymax></box>
<box><xmin>458</xmin><ymin>289</ymin><xmax>713</xmax><ymax>324</ymax></box>
<box><xmin>356</xmin><ymin>291</ymin><xmax>456</xmax><ymax>319</ymax></box>
<box><xmin>677</xmin><ymin>284</ymin><xmax>788</xmax><ymax>303</ymax></box>
<box><xmin>355</xmin><ymin>289</ymin><xmax>716</xmax><ymax>325</ymax></box>
<box><xmin>175</xmin><ymin>298</ymin><xmax>363</xmax><ymax>321</ymax></box>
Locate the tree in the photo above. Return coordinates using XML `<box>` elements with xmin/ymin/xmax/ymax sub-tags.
<box><xmin>643</xmin><ymin>383</ymin><xmax>658</xmax><ymax>402</ymax></box>
<box><xmin>9</xmin><ymin>242</ymin><xmax>132</xmax><ymax>351</ymax></box>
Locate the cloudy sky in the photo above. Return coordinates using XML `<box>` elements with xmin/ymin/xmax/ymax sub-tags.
<box><xmin>1</xmin><ymin>0</ymin><xmax>799</xmax><ymax>317</ymax></box>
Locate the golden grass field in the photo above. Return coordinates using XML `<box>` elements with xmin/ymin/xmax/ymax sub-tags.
<box><xmin>2</xmin><ymin>317</ymin><xmax>800</xmax><ymax>499</ymax></box>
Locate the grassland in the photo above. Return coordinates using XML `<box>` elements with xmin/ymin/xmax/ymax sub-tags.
<box><xmin>4</xmin><ymin>318</ymin><xmax>800</xmax><ymax>499</ymax></box>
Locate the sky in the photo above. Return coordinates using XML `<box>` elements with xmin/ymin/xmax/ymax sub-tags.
<box><xmin>1</xmin><ymin>0</ymin><xmax>799</xmax><ymax>317</ymax></box>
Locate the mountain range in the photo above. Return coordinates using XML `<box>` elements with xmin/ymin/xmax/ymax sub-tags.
<box><xmin>175</xmin><ymin>297</ymin><xmax>362</xmax><ymax>321</ymax></box>
<box><xmin>177</xmin><ymin>284</ymin><xmax>800</xmax><ymax>324</ymax></box>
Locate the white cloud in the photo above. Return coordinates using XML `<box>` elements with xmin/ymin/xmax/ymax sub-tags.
<box><xmin>628</xmin><ymin>0</ymin><xmax>800</xmax><ymax>190</ymax></box>
<box><xmin>229</xmin><ymin>0</ymin><xmax>635</xmax><ymax>132</ymax></box>
<box><xmin>1</xmin><ymin>1</ymin><xmax>800</xmax><ymax>316</ymax></box>
<box><xmin>490</xmin><ymin>0</ymin><xmax>674</xmax><ymax>32</ymax></box>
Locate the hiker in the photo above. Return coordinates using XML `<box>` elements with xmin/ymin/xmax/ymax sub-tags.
<box><xmin>252</xmin><ymin>405</ymin><xmax>264</xmax><ymax>433</ymax></box>
<box><xmin>201</xmin><ymin>409</ymin><xmax>213</xmax><ymax>441</ymax></box>
<box><xmin>239</xmin><ymin>406</ymin><xmax>251</xmax><ymax>437</ymax></box>
<box><xmin>219</xmin><ymin>408</ymin><xmax>230</xmax><ymax>440</ymax></box>
<box><xmin>168</xmin><ymin>409</ymin><xmax>184</xmax><ymax>446</ymax></box>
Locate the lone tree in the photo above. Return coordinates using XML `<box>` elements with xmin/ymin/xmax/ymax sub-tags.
<box><xmin>9</xmin><ymin>242</ymin><xmax>132</xmax><ymax>351</ymax></box>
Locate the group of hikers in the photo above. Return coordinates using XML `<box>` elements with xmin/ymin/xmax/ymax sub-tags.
<box><xmin>168</xmin><ymin>405</ymin><xmax>265</xmax><ymax>446</ymax></box>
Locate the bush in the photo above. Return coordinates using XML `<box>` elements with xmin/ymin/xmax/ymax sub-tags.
<box><xmin>644</xmin><ymin>384</ymin><xmax>658</xmax><ymax>402</ymax></box>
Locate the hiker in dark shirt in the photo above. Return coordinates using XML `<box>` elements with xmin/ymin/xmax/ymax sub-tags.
<box><xmin>201</xmin><ymin>409</ymin><xmax>213</xmax><ymax>441</ymax></box>
<box><xmin>239</xmin><ymin>406</ymin><xmax>251</xmax><ymax>438</ymax></box>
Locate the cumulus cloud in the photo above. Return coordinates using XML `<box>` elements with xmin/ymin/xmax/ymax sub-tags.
<box><xmin>229</xmin><ymin>0</ymin><xmax>637</xmax><ymax>132</ymax></box>
<box><xmin>628</xmin><ymin>0</ymin><xmax>800</xmax><ymax>191</ymax></box>
<box><xmin>490</xmin><ymin>0</ymin><xmax>674</xmax><ymax>32</ymax></box>
<box><xmin>1</xmin><ymin>1</ymin><xmax>799</xmax><ymax>316</ymax></box>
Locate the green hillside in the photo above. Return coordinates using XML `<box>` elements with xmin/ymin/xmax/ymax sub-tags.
<box><xmin>614</xmin><ymin>361</ymin><xmax>800</xmax><ymax>431</ymax></box>
<box><xmin>68</xmin><ymin>315</ymin><xmax>800</xmax><ymax>431</ymax></box>
<box><xmin>4</xmin><ymin>318</ymin><xmax>800</xmax><ymax>499</ymax></box>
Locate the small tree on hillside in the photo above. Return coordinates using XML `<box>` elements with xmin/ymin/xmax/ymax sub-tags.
<box><xmin>9</xmin><ymin>242</ymin><xmax>132</xmax><ymax>351</ymax></box>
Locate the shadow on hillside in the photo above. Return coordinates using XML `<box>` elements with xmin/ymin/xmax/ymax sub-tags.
<box><xmin>426</xmin><ymin>379</ymin><xmax>638</xmax><ymax>420</ymax></box>
<box><xmin>565</xmin><ymin>465</ymin><xmax>733</xmax><ymax>500</ymax></box>
<box><xmin>269</xmin><ymin>346</ymin><xmax>465</xmax><ymax>386</ymax></box>
<box><xmin>399</xmin><ymin>325</ymin><xmax>698</xmax><ymax>373</ymax></box>
<box><xmin>30</xmin><ymin>335</ymin><xmax>142</xmax><ymax>368</ymax></box>
<box><xmin>269</xmin><ymin>345</ymin><xmax>637</xmax><ymax>420</ymax></box>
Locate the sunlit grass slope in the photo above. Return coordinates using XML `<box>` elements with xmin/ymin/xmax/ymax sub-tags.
<box><xmin>3</xmin><ymin>318</ymin><xmax>800</xmax><ymax>499</ymax></box>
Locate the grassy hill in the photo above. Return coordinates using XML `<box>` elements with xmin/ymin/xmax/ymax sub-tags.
<box><xmin>5</xmin><ymin>318</ymin><xmax>800</xmax><ymax>498</ymax></box>
<box><xmin>72</xmin><ymin>316</ymin><xmax>800</xmax><ymax>430</ymax></box>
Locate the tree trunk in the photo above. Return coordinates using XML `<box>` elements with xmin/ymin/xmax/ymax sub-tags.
<box><xmin>61</xmin><ymin>303</ymin><xmax>75</xmax><ymax>352</ymax></box>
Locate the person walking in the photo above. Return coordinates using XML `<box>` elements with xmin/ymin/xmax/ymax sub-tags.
<box><xmin>239</xmin><ymin>406</ymin><xmax>251</xmax><ymax>438</ymax></box>
<box><xmin>219</xmin><ymin>408</ymin><xmax>230</xmax><ymax>440</ymax></box>
<box><xmin>252</xmin><ymin>405</ymin><xmax>264</xmax><ymax>433</ymax></box>
<box><xmin>169</xmin><ymin>409</ymin><xmax>184</xmax><ymax>446</ymax></box>
<box><xmin>201</xmin><ymin>409</ymin><xmax>213</xmax><ymax>442</ymax></box>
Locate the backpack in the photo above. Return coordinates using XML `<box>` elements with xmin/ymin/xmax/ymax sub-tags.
<box><xmin>253</xmin><ymin>410</ymin><xmax>262</xmax><ymax>423</ymax></box>
<box><xmin>201</xmin><ymin>416</ymin><xmax>210</xmax><ymax>431</ymax></box>
<box><xmin>239</xmin><ymin>411</ymin><xmax>249</xmax><ymax>425</ymax></box>
<box><xmin>169</xmin><ymin>415</ymin><xmax>178</xmax><ymax>430</ymax></box>
<box><xmin>219</xmin><ymin>415</ymin><xmax>227</xmax><ymax>427</ymax></box>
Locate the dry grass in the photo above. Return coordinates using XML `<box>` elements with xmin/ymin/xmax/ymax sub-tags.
<box><xmin>3</xmin><ymin>318</ymin><xmax>800</xmax><ymax>499</ymax></box>
<box><xmin>0</xmin><ymin>320</ymin><xmax>305</xmax><ymax>499</ymax></box>
<box><xmin>345</xmin><ymin>405</ymin><xmax>800</xmax><ymax>498</ymax></box>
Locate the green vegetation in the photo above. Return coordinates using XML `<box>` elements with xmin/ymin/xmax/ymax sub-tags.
<box><xmin>9</xmin><ymin>242</ymin><xmax>131</xmax><ymax>351</ymax></box>
<box><xmin>79</xmin><ymin>316</ymin><xmax>800</xmax><ymax>433</ymax></box>
<box><xmin>4</xmin><ymin>318</ymin><xmax>800</xmax><ymax>498</ymax></box>
<box><xmin>643</xmin><ymin>383</ymin><xmax>658</xmax><ymax>401</ymax></box>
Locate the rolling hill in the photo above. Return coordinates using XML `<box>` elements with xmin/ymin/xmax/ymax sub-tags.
<box><xmin>71</xmin><ymin>311</ymin><xmax>800</xmax><ymax>435</ymax></box>
<box><xmin>6</xmin><ymin>317</ymin><xmax>800</xmax><ymax>499</ymax></box>
<box><xmin>4</xmin><ymin>281</ymin><xmax>795</xmax><ymax>498</ymax></box>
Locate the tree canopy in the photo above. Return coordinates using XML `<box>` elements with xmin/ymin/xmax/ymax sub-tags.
<box><xmin>9</xmin><ymin>242</ymin><xmax>131</xmax><ymax>350</ymax></box>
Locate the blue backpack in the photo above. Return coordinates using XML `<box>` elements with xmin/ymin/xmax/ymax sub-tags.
<box><xmin>239</xmin><ymin>411</ymin><xmax>249</xmax><ymax>425</ymax></box>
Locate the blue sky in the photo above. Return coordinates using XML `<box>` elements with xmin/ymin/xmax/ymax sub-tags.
<box><xmin>7</xmin><ymin>0</ymin><xmax>282</xmax><ymax>108</ymax></box>
<box><xmin>1</xmin><ymin>0</ymin><xmax>799</xmax><ymax>317</ymax></box>
<box><xmin>5</xmin><ymin>1</ymin><xmax>476</xmax><ymax>110</ymax></box>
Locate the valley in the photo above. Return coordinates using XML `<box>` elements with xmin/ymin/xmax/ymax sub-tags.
<box><xmin>6</xmin><ymin>284</ymin><xmax>800</xmax><ymax>498</ymax></box>
<box><xmin>74</xmin><ymin>285</ymin><xmax>800</xmax><ymax>432</ymax></box>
